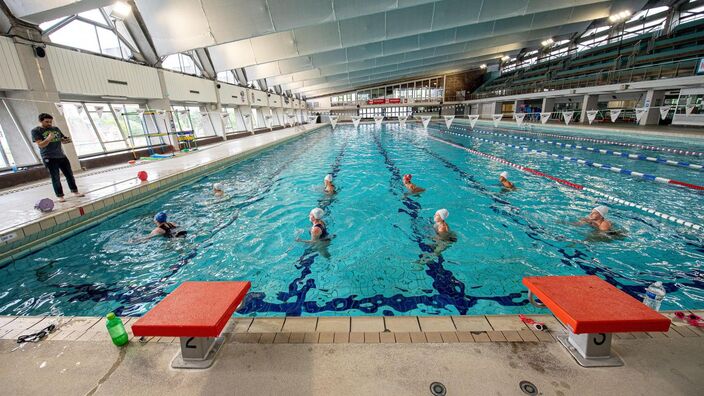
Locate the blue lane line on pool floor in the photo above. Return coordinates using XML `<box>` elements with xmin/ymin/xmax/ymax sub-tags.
<box><xmin>447</xmin><ymin>125</ymin><xmax>704</xmax><ymax>171</ymax></box>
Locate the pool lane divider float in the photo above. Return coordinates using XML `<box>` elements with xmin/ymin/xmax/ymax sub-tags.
<box><xmin>450</xmin><ymin>126</ymin><xmax>703</xmax><ymax>171</ymax></box>
<box><xmin>480</xmin><ymin>123</ymin><xmax>704</xmax><ymax>157</ymax></box>
<box><xmin>427</xmin><ymin>135</ymin><xmax>703</xmax><ymax>231</ymax></box>
<box><xmin>438</xmin><ymin>129</ymin><xmax>704</xmax><ymax>192</ymax></box>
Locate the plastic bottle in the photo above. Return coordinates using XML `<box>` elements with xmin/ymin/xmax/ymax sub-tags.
<box><xmin>106</xmin><ymin>312</ymin><xmax>129</xmax><ymax>346</ymax></box>
<box><xmin>642</xmin><ymin>281</ymin><xmax>666</xmax><ymax>311</ymax></box>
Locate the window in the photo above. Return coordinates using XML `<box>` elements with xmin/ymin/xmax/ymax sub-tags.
<box><xmin>113</xmin><ymin>103</ymin><xmax>149</xmax><ymax>148</ymax></box>
<box><xmin>250</xmin><ymin>108</ymin><xmax>259</xmax><ymax>128</ymax></box>
<box><xmin>162</xmin><ymin>53</ymin><xmax>202</xmax><ymax>76</ymax></box>
<box><xmin>62</xmin><ymin>103</ymin><xmax>103</xmax><ymax>155</ymax></box>
<box><xmin>0</xmin><ymin>122</ymin><xmax>13</xmax><ymax>168</ymax></box>
<box><xmin>680</xmin><ymin>2</ymin><xmax>704</xmax><ymax>24</ymax></box>
<box><xmin>86</xmin><ymin>103</ymin><xmax>127</xmax><ymax>152</ymax></box>
<box><xmin>41</xmin><ymin>8</ymin><xmax>137</xmax><ymax>60</ymax></box>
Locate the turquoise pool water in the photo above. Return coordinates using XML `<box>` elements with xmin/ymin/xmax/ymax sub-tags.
<box><xmin>1</xmin><ymin>122</ymin><xmax>702</xmax><ymax>317</ymax></box>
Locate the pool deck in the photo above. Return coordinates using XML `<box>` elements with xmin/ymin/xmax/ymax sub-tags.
<box><xmin>0</xmin><ymin>123</ymin><xmax>327</xmax><ymax>263</ymax></box>
<box><xmin>1</xmin><ymin>312</ymin><xmax>702</xmax><ymax>395</ymax></box>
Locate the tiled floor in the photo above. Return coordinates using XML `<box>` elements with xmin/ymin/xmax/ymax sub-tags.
<box><xmin>3</xmin><ymin>311</ymin><xmax>701</xmax><ymax>345</ymax></box>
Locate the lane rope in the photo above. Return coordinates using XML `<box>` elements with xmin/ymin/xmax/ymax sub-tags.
<box><xmin>459</xmin><ymin>121</ymin><xmax>704</xmax><ymax>157</ymax></box>
<box><xmin>437</xmin><ymin>128</ymin><xmax>704</xmax><ymax>191</ymax></box>
<box><xmin>427</xmin><ymin>135</ymin><xmax>703</xmax><ymax>231</ymax></box>
<box><xmin>447</xmin><ymin>125</ymin><xmax>703</xmax><ymax>171</ymax></box>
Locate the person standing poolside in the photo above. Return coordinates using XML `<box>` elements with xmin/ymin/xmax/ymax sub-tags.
<box><xmin>499</xmin><ymin>171</ymin><xmax>515</xmax><ymax>190</ymax></box>
<box><xmin>213</xmin><ymin>182</ymin><xmax>225</xmax><ymax>197</ymax></box>
<box><xmin>403</xmin><ymin>174</ymin><xmax>425</xmax><ymax>194</ymax></box>
<box><xmin>324</xmin><ymin>174</ymin><xmax>335</xmax><ymax>194</ymax></box>
<box><xmin>579</xmin><ymin>206</ymin><xmax>612</xmax><ymax>232</ymax></box>
<box><xmin>434</xmin><ymin>209</ymin><xmax>450</xmax><ymax>235</ymax></box>
<box><xmin>31</xmin><ymin>113</ymin><xmax>84</xmax><ymax>202</ymax></box>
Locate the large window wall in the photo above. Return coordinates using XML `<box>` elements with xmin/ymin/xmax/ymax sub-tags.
<box><xmin>171</xmin><ymin>105</ymin><xmax>216</xmax><ymax>138</ymax></box>
<box><xmin>359</xmin><ymin>106</ymin><xmax>411</xmax><ymax>118</ymax></box>
<box><xmin>331</xmin><ymin>76</ymin><xmax>445</xmax><ymax>107</ymax></box>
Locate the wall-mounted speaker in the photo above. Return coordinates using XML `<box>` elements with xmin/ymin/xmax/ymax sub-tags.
<box><xmin>33</xmin><ymin>46</ymin><xmax>46</xmax><ymax>58</ymax></box>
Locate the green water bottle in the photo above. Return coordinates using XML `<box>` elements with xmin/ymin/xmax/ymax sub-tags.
<box><xmin>106</xmin><ymin>312</ymin><xmax>129</xmax><ymax>346</ymax></box>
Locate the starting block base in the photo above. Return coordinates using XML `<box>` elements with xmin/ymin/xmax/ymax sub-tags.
<box><xmin>556</xmin><ymin>332</ymin><xmax>624</xmax><ymax>368</ymax></box>
<box><xmin>171</xmin><ymin>336</ymin><xmax>225</xmax><ymax>369</ymax></box>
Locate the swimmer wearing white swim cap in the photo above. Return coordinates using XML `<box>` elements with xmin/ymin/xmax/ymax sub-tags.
<box><xmin>308</xmin><ymin>208</ymin><xmax>329</xmax><ymax>241</ymax></box>
<box><xmin>434</xmin><ymin>209</ymin><xmax>450</xmax><ymax>235</ymax></box>
<box><xmin>213</xmin><ymin>182</ymin><xmax>224</xmax><ymax>197</ymax></box>
<box><xmin>499</xmin><ymin>171</ymin><xmax>515</xmax><ymax>190</ymax></box>
<box><xmin>323</xmin><ymin>174</ymin><xmax>335</xmax><ymax>194</ymax></box>
<box><xmin>580</xmin><ymin>205</ymin><xmax>612</xmax><ymax>231</ymax></box>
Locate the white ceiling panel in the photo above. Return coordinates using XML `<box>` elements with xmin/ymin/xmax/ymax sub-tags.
<box><xmin>431</xmin><ymin>0</ymin><xmax>483</xmax><ymax>31</ymax></box>
<box><xmin>251</xmin><ymin>31</ymin><xmax>299</xmax><ymax>63</ymax></box>
<box><xmin>346</xmin><ymin>42</ymin><xmax>384</xmax><ymax>60</ymax></box>
<box><xmin>293</xmin><ymin>22</ymin><xmax>342</xmax><ymax>55</ymax></box>
<box><xmin>135</xmin><ymin>0</ymin><xmax>215</xmax><ymax>55</ymax></box>
<box><xmin>419</xmin><ymin>29</ymin><xmax>457</xmax><ymax>48</ymax></box>
<box><xmin>244</xmin><ymin>62</ymin><xmax>281</xmax><ymax>80</ymax></box>
<box><xmin>201</xmin><ymin>0</ymin><xmax>274</xmax><ymax>43</ymax></box>
<box><xmin>385</xmin><ymin>3</ymin><xmax>434</xmax><ymax>38</ymax></box>
<box><xmin>278</xmin><ymin>57</ymin><xmax>315</xmax><ymax>74</ymax></box>
<box><xmin>375</xmin><ymin>54</ymin><xmax>406</xmax><ymax>67</ymax></box>
<box><xmin>339</xmin><ymin>13</ymin><xmax>386</xmax><ymax>47</ymax></box>
<box><xmin>311</xmin><ymin>49</ymin><xmax>348</xmax><ymax>66</ymax></box>
<box><xmin>291</xmin><ymin>69</ymin><xmax>322</xmax><ymax>81</ymax></box>
<box><xmin>478</xmin><ymin>1</ymin><xmax>530</xmax><ymax>22</ymax></box>
<box><xmin>267</xmin><ymin>0</ymin><xmax>334</xmax><ymax>31</ymax></box>
<box><xmin>209</xmin><ymin>39</ymin><xmax>256</xmax><ymax>71</ymax></box>
<box><xmin>435</xmin><ymin>42</ymin><xmax>467</xmax><ymax>56</ymax></box>
<box><xmin>332</xmin><ymin>0</ymin><xmax>397</xmax><ymax>20</ymax></box>
<box><xmin>383</xmin><ymin>36</ymin><xmax>420</xmax><ymax>55</ymax></box>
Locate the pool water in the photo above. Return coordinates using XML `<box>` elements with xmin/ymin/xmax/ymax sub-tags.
<box><xmin>1</xmin><ymin>122</ymin><xmax>702</xmax><ymax>317</ymax></box>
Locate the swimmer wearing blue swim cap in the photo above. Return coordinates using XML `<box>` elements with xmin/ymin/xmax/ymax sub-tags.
<box><xmin>140</xmin><ymin>211</ymin><xmax>188</xmax><ymax>240</ymax></box>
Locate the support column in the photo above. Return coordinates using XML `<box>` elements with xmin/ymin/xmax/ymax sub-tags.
<box><xmin>209</xmin><ymin>87</ymin><xmax>227</xmax><ymax>140</ymax></box>
<box><xmin>580</xmin><ymin>95</ymin><xmax>598</xmax><ymax>123</ymax></box>
<box><xmin>640</xmin><ymin>89</ymin><xmax>666</xmax><ymax>126</ymax></box>
<box><xmin>7</xmin><ymin>40</ymin><xmax>81</xmax><ymax>170</ymax></box>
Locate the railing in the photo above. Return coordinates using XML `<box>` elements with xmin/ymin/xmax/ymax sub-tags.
<box><xmin>462</xmin><ymin>58</ymin><xmax>700</xmax><ymax>101</ymax></box>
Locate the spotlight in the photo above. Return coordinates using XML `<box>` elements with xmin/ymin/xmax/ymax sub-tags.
<box><xmin>110</xmin><ymin>1</ymin><xmax>132</xmax><ymax>19</ymax></box>
<box><xmin>500</xmin><ymin>55</ymin><xmax>510</xmax><ymax>62</ymax></box>
<box><xmin>479</xmin><ymin>64</ymin><xmax>487</xmax><ymax>69</ymax></box>
<box><xmin>608</xmin><ymin>10</ymin><xmax>631</xmax><ymax>22</ymax></box>
<box><xmin>541</xmin><ymin>38</ymin><xmax>554</xmax><ymax>47</ymax></box>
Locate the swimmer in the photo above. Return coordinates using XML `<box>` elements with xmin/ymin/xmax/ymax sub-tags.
<box><xmin>434</xmin><ymin>209</ymin><xmax>450</xmax><ymax>235</ymax></box>
<box><xmin>143</xmin><ymin>211</ymin><xmax>188</xmax><ymax>240</ymax></box>
<box><xmin>403</xmin><ymin>174</ymin><xmax>425</xmax><ymax>194</ymax></box>
<box><xmin>324</xmin><ymin>174</ymin><xmax>335</xmax><ymax>194</ymax></box>
<box><xmin>579</xmin><ymin>205</ymin><xmax>612</xmax><ymax>232</ymax></box>
<box><xmin>213</xmin><ymin>182</ymin><xmax>224</xmax><ymax>197</ymax></box>
<box><xmin>298</xmin><ymin>208</ymin><xmax>330</xmax><ymax>243</ymax></box>
<box><xmin>499</xmin><ymin>171</ymin><xmax>515</xmax><ymax>190</ymax></box>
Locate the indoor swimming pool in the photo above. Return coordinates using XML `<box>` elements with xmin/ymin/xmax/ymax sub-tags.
<box><xmin>0</xmin><ymin>122</ymin><xmax>702</xmax><ymax>317</ymax></box>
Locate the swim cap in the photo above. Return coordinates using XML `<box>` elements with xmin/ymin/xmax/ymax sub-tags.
<box><xmin>310</xmin><ymin>208</ymin><xmax>324</xmax><ymax>219</ymax></box>
<box><xmin>213</xmin><ymin>182</ymin><xmax>223</xmax><ymax>191</ymax></box>
<box><xmin>403</xmin><ymin>174</ymin><xmax>412</xmax><ymax>182</ymax></box>
<box><xmin>499</xmin><ymin>171</ymin><xmax>508</xmax><ymax>179</ymax></box>
<box><xmin>154</xmin><ymin>211</ymin><xmax>167</xmax><ymax>223</ymax></box>
<box><xmin>435</xmin><ymin>209</ymin><xmax>449</xmax><ymax>220</ymax></box>
<box><xmin>593</xmin><ymin>205</ymin><xmax>608</xmax><ymax>217</ymax></box>
<box><xmin>324</xmin><ymin>174</ymin><xmax>333</xmax><ymax>182</ymax></box>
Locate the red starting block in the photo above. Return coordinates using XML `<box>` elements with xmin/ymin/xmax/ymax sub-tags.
<box><xmin>132</xmin><ymin>281</ymin><xmax>250</xmax><ymax>369</ymax></box>
<box><xmin>523</xmin><ymin>275</ymin><xmax>670</xmax><ymax>367</ymax></box>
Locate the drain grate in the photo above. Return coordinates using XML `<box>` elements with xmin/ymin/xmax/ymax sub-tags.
<box><xmin>430</xmin><ymin>382</ymin><xmax>447</xmax><ymax>396</ymax></box>
<box><xmin>519</xmin><ymin>380</ymin><xmax>538</xmax><ymax>395</ymax></box>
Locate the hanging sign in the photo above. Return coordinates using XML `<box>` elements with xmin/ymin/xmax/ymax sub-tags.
<box><xmin>329</xmin><ymin>115</ymin><xmax>339</xmax><ymax>129</ymax></box>
<box><xmin>609</xmin><ymin>109</ymin><xmax>622</xmax><ymax>122</ymax></box>
<box><xmin>421</xmin><ymin>115</ymin><xmax>432</xmax><ymax>128</ymax></box>
<box><xmin>562</xmin><ymin>111</ymin><xmax>574</xmax><ymax>125</ymax></box>
<box><xmin>539</xmin><ymin>112</ymin><xmax>551</xmax><ymax>124</ymax></box>
<box><xmin>685</xmin><ymin>104</ymin><xmax>696</xmax><ymax>116</ymax></box>
<box><xmin>659</xmin><ymin>106</ymin><xmax>671</xmax><ymax>120</ymax></box>
<box><xmin>443</xmin><ymin>115</ymin><xmax>455</xmax><ymax>128</ymax></box>
<box><xmin>374</xmin><ymin>115</ymin><xmax>384</xmax><ymax>127</ymax></box>
<box><xmin>398</xmin><ymin>115</ymin><xmax>408</xmax><ymax>128</ymax></box>
<box><xmin>492</xmin><ymin>114</ymin><xmax>503</xmax><ymax>127</ymax></box>
<box><xmin>635</xmin><ymin>108</ymin><xmax>647</xmax><ymax>122</ymax></box>
<box><xmin>468</xmin><ymin>115</ymin><xmax>479</xmax><ymax>128</ymax></box>
<box><xmin>586</xmin><ymin>110</ymin><xmax>599</xmax><ymax>125</ymax></box>
<box><xmin>307</xmin><ymin>115</ymin><xmax>318</xmax><ymax>124</ymax></box>
<box><xmin>514</xmin><ymin>113</ymin><xmax>526</xmax><ymax>127</ymax></box>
